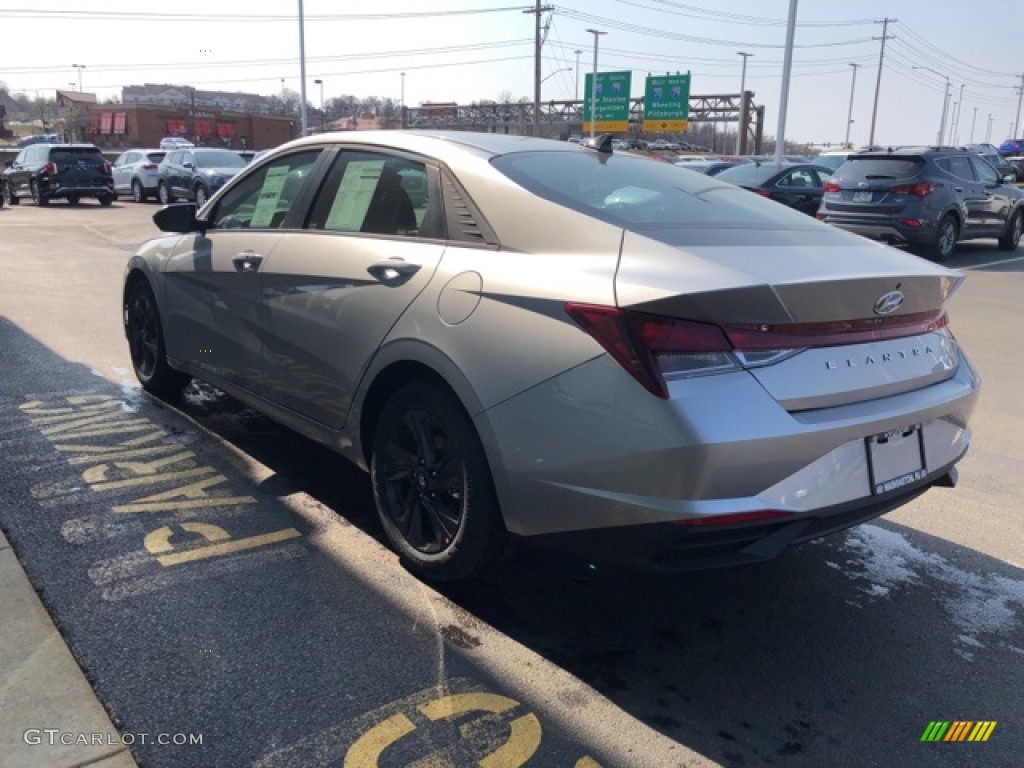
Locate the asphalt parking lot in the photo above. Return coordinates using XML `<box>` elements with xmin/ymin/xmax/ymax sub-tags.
<box><xmin>1</xmin><ymin>199</ymin><xmax>1022</xmax><ymax>767</ymax></box>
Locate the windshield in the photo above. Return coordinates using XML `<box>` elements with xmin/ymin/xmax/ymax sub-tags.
<box><xmin>50</xmin><ymin>148</ymin><xmax>105</xmax><ymax>166</ymax></box>
<box><xmin>813</xmin><ymin>155</ymin><xmax>849</xmax><ymax>171</ymax></box>
<box><xmin>835</xmin><ymin>158</ymin><xmax>924</xmax><ymax>180</ymax></box>
<box><xmin>195</xmin><ymin>151</ymin><xmax>247</xmax><ymax>169</ymax></box>
<box><xmin>491</xmin><ymin>150</ymin><xmax>819</xmax><ymax>230</ymax></box>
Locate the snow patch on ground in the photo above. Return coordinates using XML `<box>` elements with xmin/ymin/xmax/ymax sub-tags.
<box><xmin>839</xmin><ymin>524</ymin><xmax>1024</xmax><ymax>658</ymax></box>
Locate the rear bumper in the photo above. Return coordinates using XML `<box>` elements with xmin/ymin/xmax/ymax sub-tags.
<box><xmin>527</xmin><ymin>462</ymin><xmax>959</xmax><ymax>571</ymax></box>
<box><xmin>44</xmin><ymin>180</ymin><xmax>115</xmax><ymax>198</ymax></box>
<box><xmin>820</xmin><ymin>215</ymin><xmax>935</xmax><ymax>246</ymax></box>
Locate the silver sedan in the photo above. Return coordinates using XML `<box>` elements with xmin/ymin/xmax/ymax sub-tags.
<box><xmin>123</xmin><ymin>131</ymin><xmax>979</xmax><ymax>581</ymax></box>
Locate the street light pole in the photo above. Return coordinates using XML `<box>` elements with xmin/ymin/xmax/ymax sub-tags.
<box><xmin>585</xmin><ymin>29</ymin><xmax>606</xmax><ymax>139</ymax></box>
<box><xmin>868</xmin><ymin>17</ymin><xmax>896</xmax><ymax>147</ymax></box>
<box><xmin>314</xmin><ymin>79</ymin><xmax>324</xmax><ymax>133</ymax></box>
<box><xmin>952</xmin><ymin>83</ymin><xmax>965</xmax><ymax>144</ymax></box>
<box><xmin>970</xmin><ymin>107</ymin><xmax>977</xmax><ymax>144</ymax></box>
<box><xmin>913</xmin><ymin>66</ymin><xmax>949</xmax><ymax>145</ymax></box>
<box><xmin>773</xmin><ymin>0</ymin><xmax>799</xmax><ymax>166</ymax></box>
<box><xmin>298</xmin><ymin>0</ymin><xmax>309</xmax><ymax>136</ymax></box>
<box><xmin>574</xmin><ymin>49</ymin><xmax>582</xmax><ymax>101</ymax></box>
<box><xmin>72</xmin><ymin>64</ymin><xmax>86</xmax><ymax>92</ymax></box>
<box><xmin>736</xmin><ymin>52</ymin><xmax>752</xmax><ymax>154</ymax></box>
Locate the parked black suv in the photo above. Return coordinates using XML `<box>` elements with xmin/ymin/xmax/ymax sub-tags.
<box><xmin>817</xmin><ymin>146</ymin><xmax>1023</xmax><ymax>261</ymax></box>
<box><xmin>156</xmin><ymin>148</ymin><xmax>247</xmax><ymax>206</ymax></box>
<box><xmin>2</xmin><ymin>143</ymin><xmax>115</xmax><ymax>206</ymax></box>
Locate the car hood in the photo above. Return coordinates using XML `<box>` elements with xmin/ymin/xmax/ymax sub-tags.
<box><xmin>615</xmin><ymin>226</ymin><xmax>961</xmax><ymax>324</ymax></box>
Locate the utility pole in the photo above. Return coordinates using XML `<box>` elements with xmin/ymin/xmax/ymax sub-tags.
<box><xmin>912</xmin><ymin>66</ymin><xmax>948</xmax><ymax>145</ymax></box>
<box><xmin>525</xmin><ymin>2</ymin><xmax>553</xmax><ymax>136</ymax></box>
<box><xmin>868</xmin><ymin>17</ymin><xmax>896</xmax><ymax>147</ymax></box>
<box><xmin>298</xmin><ymin>0</ymin><xmax>308</xmax><ymax>136</ymax></box>
<box><xmin>845</xmin><ymin>63</ymin><xmax>859</xmax><ymax>147</ymax></box>
<box><xmin>736</xmin><ymin>52</ymin><xmax>752</xmax><ymax>154</ymax></box>
<box><xmin>1015</xmin><ymin>73</ymin><xmax>1024</xmax><ymax>139</ymax></box>
<box><xmin>986</xmin><ymin>113</ymin><xmax>993</xmax><ymax>143</ymax></box>
<box><xmin>970</xmin><ymin>107</ymin><xmax>977</xmax><ymax>143</ymax></box>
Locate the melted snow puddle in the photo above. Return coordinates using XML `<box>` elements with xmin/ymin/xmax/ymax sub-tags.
<box><xmin>836</xmin><ymin>524</ymin><xmax>1024</xmax><ymax>661</ymax></box>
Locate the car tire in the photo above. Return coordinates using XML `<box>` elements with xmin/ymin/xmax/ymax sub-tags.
<box><xmin>998</xmin><ymin>209</ymin><xmax>1023</xmax><ymax>252</ymax></box>
<box><xmin>125</xmin><ymin>278</ymin><xmax>191</xmax><ymax>399</ymax></box>
<box><xmin>67</xmin><ymin>195</ymin><xmax>80</xmax><ymax>205</ymax></box>
<box><xmin>158</xmin><ymin>182</ymin><xmax>174</xmax><ymax>205</ymax></box>
<box><xmin>132</xmin><ymin>180</ymin><xmax>146</xmax><ymax>203</ymax></box>
<box><xmin>30</xmin><ymin>180</ymin><xmax>48</xmax><ymax>206</ymax></box>
<box><xmin>371</xmin><ymin>381</ymin><xmax>506</xmax><ymax>582</ymax></box>
<box><xmin>927</xmin><ymin>214</ymin><xmax>958</xmax><ymax>262</ymax></box>
<box><xmin>3</xmin><ymin>182</ymin><xmax>18</xmax><ymax>206</ymax></box>
<box><xmin>194</xmin><ymin>184</ymin><xmax>209</xmax><ymax>207</ymax></box>
<box><xmin>98</xmin><ymin>195</ymin><xmax>114</xmax><ymax>207</ymax></box>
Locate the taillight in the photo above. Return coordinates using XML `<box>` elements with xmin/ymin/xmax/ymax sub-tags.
<box><xmin>142</xmin><ymin>163</ymin><xmax>157</xmax><ymax>170</ymax></box>
<box><xmin>104</xmin><ymin>162</ymin><xmax>112</xmax><ymax>174</ymax></box>
<box><xmin>753</xmin><ymin>188</ymin><xmax>770</xmax><ymax>197</ymax></box>
<box><xmin>565</xmin><ymin>304</ymin><xmax>950</xmax><ymax>399</ymax></box>
<box><xmin>43</xmin><ymin>162</ymin><xmax>57</xmax><ymax>175</ymax></box>
<box><xmin>890</xmin><ymin>182</ymin><xmax>941</xmax><ymax>197</ymax></box>
<box><xmin>815</xmin><ymin>212</ymin><xmax>827</xmax><ymax>220</ymax></box>
<box><xmin>823</xmin><ymin>180</ymin><xmax>840</xmax><ymax>192</ymax></box>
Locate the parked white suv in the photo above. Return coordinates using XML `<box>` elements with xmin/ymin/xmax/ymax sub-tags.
<box><xmin>159</xmin><ymin>137</ymin><xmax>194</xmax><ymax>150</ymax></box>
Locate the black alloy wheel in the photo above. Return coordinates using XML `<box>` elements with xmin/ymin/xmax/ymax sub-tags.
<box><xmin>371</xmin><ymin>383</ymin><xmax>505</xmax><ymax>581</ymax></box>
<box><xmin>998</xmin><ymin>209</ymin><xmax>1023</xmax><ymax>251</ymax></box>
<box><xmin>125</xmin><ymin>280</ymin><xmax>189</xmax><ymax>398</ymax></box>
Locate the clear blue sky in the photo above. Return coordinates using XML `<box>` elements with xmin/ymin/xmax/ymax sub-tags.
<box><xmin>2</xmin><ymin>0</ymin><xmax>1022</xmax><ymax>146</ymax></box>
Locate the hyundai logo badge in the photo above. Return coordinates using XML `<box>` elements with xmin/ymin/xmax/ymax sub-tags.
<box><xmin>873</xmin><ymin>290</ymin><xmax>905</xmax><ymax>316</ymax></box>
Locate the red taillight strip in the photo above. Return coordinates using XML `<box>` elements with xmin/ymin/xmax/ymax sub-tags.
<box><xmin>723</xmin><ymin>310</ymin><xmax>947</xmax><ymax>350</ymax></box>
<box><xmin>672</xmin><ymin>509</ymin><xmax>788</xmax><ymax>527</ymax></box>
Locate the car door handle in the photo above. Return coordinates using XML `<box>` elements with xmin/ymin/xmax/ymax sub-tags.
<box><xmin>367</xmin><ymin>259</ymin><xmax>421</xmax><ymax>282</ymax></box>
<box><xmin>954</xmin><ymin>187</ymin><xmax>964</xmax><ymax>192</ymax></box>
<box><xmin>232</xmin><ymin>252</ymin><xmax>263</xmax><ymax>273</ymax></box>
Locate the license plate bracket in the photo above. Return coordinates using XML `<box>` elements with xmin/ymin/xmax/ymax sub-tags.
<box><xmin>867</xmin><ymin>425</ymin><xmax>926</xmax><ymax>495</ymax></box>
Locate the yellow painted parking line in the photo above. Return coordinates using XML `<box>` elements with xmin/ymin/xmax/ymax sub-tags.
<box><xmin>65</xmin><ymin>442</ymin><xmax>183</xmax><ymax>464</ymax></box>
<box><xmin>89</xmin><ymin>465</ymin><xmax>213</xmax><ymax>492</ymax></box>
<box><xmin>419</xmin><ymin>693</ymin><xmax>518</xmax><ymax>720</ymax></box>
<box><xmin>575</xmin><ymin>757</ymin><xmax>602</xmax><ymax>767</ymax></box>
<box><xmin>154</xmin><ymin>528</ymin><xmax>302</xmax><ymax>567</ymax></box>
<box><xmin>343</xmin><ymin>713</ymin><xmax>417</xmax><ymax>768</ymax></box>
<box><xmin>113</xmin><ymin>497</ymin><xmax>257</xmax><ymax>514</ymax></box>
<box><xmin>478</xmin><ymin>713</ymin><xmax>542</xmax><ymax>768</ymax></box>
<box><xmin>144</xmin><ymin>523</ymin><xmax>232</xmax><ymax>555</ymax></box>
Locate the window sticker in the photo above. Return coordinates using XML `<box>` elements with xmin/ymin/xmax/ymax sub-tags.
<box><xmin>249</xmin><ymin>165</ymin><xmax>291</xmax><ymax>229</ymax></box>
<box><xmin>325</xmin><ymin>159</ymin><xmax>385</xmax><ymax>231</ymax></box>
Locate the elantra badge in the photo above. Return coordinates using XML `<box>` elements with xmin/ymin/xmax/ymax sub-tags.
<box><xmin>874</xmin><ymin>290</ymin><xmax>904</xmax><ymax>316</ymax></box>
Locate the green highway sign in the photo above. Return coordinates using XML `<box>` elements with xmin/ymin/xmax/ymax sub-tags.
<box><xmin>583</xmin><ymin>71</ymin><xmax>632</xmax><ymax>133</ymax></box>
<box><xmin>643</xmin><ymin>74</ymin><xmax>691</xmax><ymax>132</ymax></box>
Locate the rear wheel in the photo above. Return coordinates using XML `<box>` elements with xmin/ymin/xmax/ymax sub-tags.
<box><xmin>125</xmin><ymin>279</ymin><xmax>190</xmax><ymax>398</ymax></box>
<box><xmin>926</xmin><ymin>214</ymin><xmax>957</xmax><ymax>262</ymax></box>
<box><xmin>194</xmin><ymin>184</ymin><xmax>209</xmax><ymax>207</ymax></box>
<box><xmin>157</xmin><ymin>182</ymin><xmax>174</xmax><ymax>205</ymax></box>
<box><xmin>371</xmin><ymin>382</ymin><xmax>505</xmax><ymax>581</ymax></box>
<box><xmin>98</xmin><ymin>195</ymin><xmax>114</xmax><ymax>207</ymax></box>
<box><xmin>67</xmin><ymin>194</ymin><xmax>80</xmax><ymax>205</ymax></box>
<box><xmin>131</xmin><ymin>180</ymin><xmax>146</xmax><ymax>203</ymax></box>
<box><xmin>30</xmin><ymin>180</ymin><xmax>48</xmax><ymax>206</ymax></box>
<box><xmin>3</xmin><ymin>182</ymin><xmax>17</xmax><ymax>206</ymax></box>
<box><xmin>998</xmin><ymin>209</ymin><xmax>1023</xmax><ymax>251</ymax></box>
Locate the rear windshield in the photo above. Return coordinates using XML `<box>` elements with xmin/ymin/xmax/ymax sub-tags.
<box><xmin>835</xmin><ymin>158</ymin><xmax>924</xmax><ymax>180</ymax></box>
<box><xmin>813</xmin><ymin>154</ymin><xmax>849</xmax><ymax>171</ymax></box>
<box><xmin>50</xmin><ymin>148</ymin><xmax>105</xmax><ymax>166</ymax></box>
<box><xmin>491</xmin><ymin>150</ymin><xmax>818</xmax><ymax>230</ymax></box>
<box><xmin>146</xmin><ymin>152</ymin><xmax>166</xmax><ymax>163</ymax></box>
<box><xmin>195</xmin><ymin>151</ymin><xmax>247</xmax><ymax>169</ymax></box>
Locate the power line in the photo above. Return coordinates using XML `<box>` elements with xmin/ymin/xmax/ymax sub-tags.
<box><xmin>618</xmin><ymin>0</ymin><xmax>875</xmax><ymax>28</ymax></box>
<box><xmin>0</xmin><ymin>6</ymin><xmax>532</xmax><ymax>22</ymax></box>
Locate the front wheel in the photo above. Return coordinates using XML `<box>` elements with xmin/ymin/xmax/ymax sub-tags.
<box><xmin>67</xmin><ymin>194</ymin><xmax>80</xmax><ymax>205</ymax></box>
<box><xmin>3</xmin><ymin>182</ymin><xmax>18</xmax><ymax>206</ymax></box>
<box><xmin>98</xmin><ymin>195</ymin><xmax>114</xmax><ymax>207</ymax></box>
<box><xmin>926</xmin><ymin>214</ymin><xmax>958</xmax><ymax>262</ymax></box>
<box><xmin>194</xmin><ymin>184</ymin><xmax>209</xmax><ymax>207</ymax></box>
<box><xmin>371</xmin><ymin>382</ymin><xmax>505</xmax><ymax>581</ymax></box>
<box><xmin>998</xmin><ymin>209</ymin><xmax>1023</xmax><ymax>251</ymax></box>
<box><xmin>132</xmin><ymin>180</ymin><xmax>146</xmax><ymax>203</ymax></box>
<box><xmin>125</xmin><ymin>279</ymin><xmax>190</xmax><ymax>398</ymax></box>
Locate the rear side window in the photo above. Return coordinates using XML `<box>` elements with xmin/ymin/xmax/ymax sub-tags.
<box><xmin>835</xmin><ymin>158</ymin><xmax>923</xmax><ymax>180</ymax></box>
<box><xmin>936</xmin><ymin>156</ymin><xmax>975</xmax><ymax>181</ymax></box>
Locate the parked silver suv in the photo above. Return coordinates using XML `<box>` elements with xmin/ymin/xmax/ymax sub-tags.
<box><xmin>111</xmin><ymin>149</ymin><xmax>166</xmax><ymax>202</ymax></box>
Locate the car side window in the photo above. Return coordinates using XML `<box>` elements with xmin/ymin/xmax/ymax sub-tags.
<box><xmin>812</xmin><ymin>168</ymin><xmax>832</xmax><ymax>186</ymax></box>
<box><xmin>941</xmin><ymin>156</ymin><xmax>976</xmax><ymax>181</ymax></box>
<box><xmin>970</xmin><ymin>157</ymin><xmax>999</xmax><ymax>185</ymax></box>
<box><xmin>307</xmin><ymin>151</ymin><xmax>437</xmax><ymax>238</ymax></box>
<box><xmin>209</xmin><ymin>150</ymin><xmax>321</xmax><ymax>230</ymax></box>
<box><xmin>182</xmin><ymin>152</ymin><xmax>194</xmax><ymax>168</ymax></box>
<box><xmin>779</xmin><ymin>169</ymin><xmax>816</xmax><ymax>188</ymax></box>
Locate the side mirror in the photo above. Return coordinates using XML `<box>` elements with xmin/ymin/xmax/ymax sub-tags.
<box><xmin>1002</xmin><ymin>174</ymin><xmax>1017</xmax><ymax>184</ymax></box>
<box><xmin>153</xmin><ymin>203</ymin><xmax>205</xmax><ymax>234</ymax></box>
<box><xmin>3</xmin><ymin>160</ymin><xmax>11</xmax><ymax>168</ymax></box>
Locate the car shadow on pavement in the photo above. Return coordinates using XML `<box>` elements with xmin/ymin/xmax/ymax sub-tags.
<box><xmin>174</xmin><ymin>383</ymin><xmax>1023</xmax><ymax>768</ymax></box>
